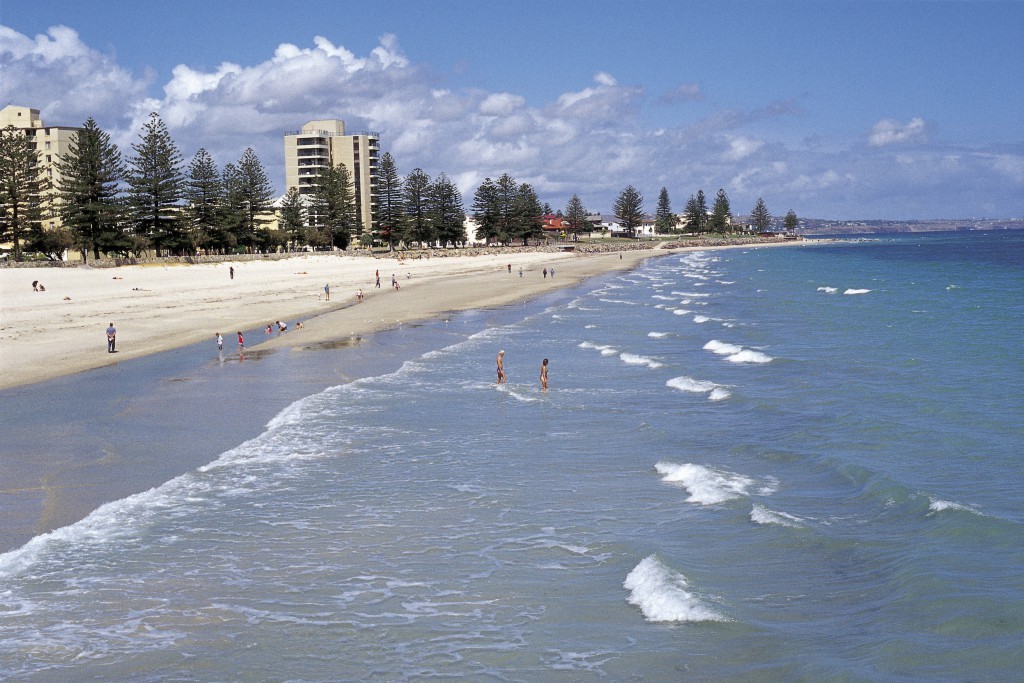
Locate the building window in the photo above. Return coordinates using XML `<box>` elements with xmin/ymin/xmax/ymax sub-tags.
<box><xmin>45</xmin><ymin>141</ymin><xmax>51</xmax><ymax>150</ymax></box>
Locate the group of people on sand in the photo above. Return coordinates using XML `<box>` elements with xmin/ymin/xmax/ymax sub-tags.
<box><xmin>373</xmin><ymin>269</ymin><xmax>406</xmax><ymax>291</ymax></box>
<box><xmin>496</xmin><ymin>350</ymin><xmax>549</xmax><ymax>392</ymax></box>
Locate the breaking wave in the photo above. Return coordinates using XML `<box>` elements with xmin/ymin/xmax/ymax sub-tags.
<box><xmin>623</xmin><ymin>555</ymin><xmax>727</xmax><ymax>623</ymax></box>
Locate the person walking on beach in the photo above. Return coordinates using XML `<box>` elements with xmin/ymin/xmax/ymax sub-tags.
<box><xmin>496</xmin><ymin>350</ymin><xmax>507</xmax><ymax>384</ymax></box>
<box><xmin>237</xmin><ymin>331</ymin><xmax>244</xmax><ymax>350</ymax></box>
<box><xmin>215</xmin><ymin>332</ymin><xmax>223</xmax><ymax>351</ymax></box>
<box><xmin>540</xmin><ymin>358</ymin><xmax>549</xmax><ymax>392</ymax></box>
<box><xmin>324</xmin><ymin>283</ymin><xmax>330</xmax><ymax>300</ymax></box>
<box><xmin>508</xmin><ymin>263</ymin><xmax>512</xmax><ymax>273</ymax></box>
<box><xmin>519</xmin><ymin>267</ymin><xmax>523</xmax><ymax>278</ymax></box>
<box><xmin>229</xmin><ymin>266</ymin><xmax>234</xmax><ymax>280</ymax></box>
<box><xmin>106</xmin><ymin>322</ymin><xmax>116</xmax><ymax>353</ymax></box>
<box><xmin>375</xmin><ymin>269</ymin><xmax>381</xmax><ymax>288</ymax></box>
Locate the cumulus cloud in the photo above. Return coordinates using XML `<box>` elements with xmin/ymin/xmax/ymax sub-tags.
<box><xmin>868</xmin><ymin>117</ymin><xmax>927</xmax><ymax>146</ymax></box>
<box><xmin>0</xmin><ymin>25</ymin><xmax>149</xmax><ymax>128</ymax></box>
<box><xmin>479</xmin><ymin>93</ymin><xmax>526</xmax><ymax>117</ymax></box>
<box><xmin>2</xmin><ymin>24</ymin><xmax>1021</xmax><ymax>219</ymax></box>
<box><xmin>724</xmin><ymin>136</ymin><xmax>764</xmax><ymax>161</ymax></box>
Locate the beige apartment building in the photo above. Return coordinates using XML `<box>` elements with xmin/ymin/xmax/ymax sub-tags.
<box><xmin>283</xmin><ymin>119</ymin><xmax>379</xmax><ymax>234</ymax></box>
<box><xmin>0</xmin><ymin>105</ymin><xmax>82</xmax><ymax>232</ymax></box>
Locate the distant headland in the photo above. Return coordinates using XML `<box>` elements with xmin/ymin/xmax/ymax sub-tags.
<box><xmin>788</xmin><ymin>217</ymin><xmax>1022</xmax><ymax>236</ymax></box>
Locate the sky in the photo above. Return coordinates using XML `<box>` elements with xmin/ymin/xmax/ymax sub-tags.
<box><xmin>2</xmin><ymin>0</ymin><xmax>1022</xmax><ymax>220</ymax></box>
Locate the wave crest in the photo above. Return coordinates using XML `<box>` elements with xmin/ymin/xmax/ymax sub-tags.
<box><xmin>623</xmin><ymin>555</ymin><xmax>727</xmax><ymax>623</ymax></box>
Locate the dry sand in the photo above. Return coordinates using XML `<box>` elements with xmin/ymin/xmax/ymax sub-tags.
<box><xmin>0</xmin><ymin>241</ymin><xmax>807</xmax><ymax>390</ymax></box>
<box><xmin>0</xmin><ymin>249</ymin><xmax>651</xmax><ymax>389</ymax></box>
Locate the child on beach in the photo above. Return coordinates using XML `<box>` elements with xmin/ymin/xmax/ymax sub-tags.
<box><xmin>215</xmin><ymin>332</ymin><xmax>223</xmax><ymax>351</ymax></box>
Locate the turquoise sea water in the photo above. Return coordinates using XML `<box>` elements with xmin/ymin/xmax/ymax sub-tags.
<box><xmin>1</xmin><ymin>231</ymin><xmax>1022</xmax><ymax>681</ymax></box>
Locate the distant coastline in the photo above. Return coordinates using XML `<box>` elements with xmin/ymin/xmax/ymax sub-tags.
<box><xmin>789</xmin><ymin>217</ymin><xmax>1023</xmax><ymax>236</ymax></box>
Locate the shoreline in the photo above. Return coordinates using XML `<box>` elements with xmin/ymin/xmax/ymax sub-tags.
<box><xmin>0</xmin><ymin>239</ymin><xmax>806</xmax><ymax>391</ymax></box>
<box><xmin>0</xmin><ymin>238</ymin><xmax>807</xmax><ymax>552</ymax></box>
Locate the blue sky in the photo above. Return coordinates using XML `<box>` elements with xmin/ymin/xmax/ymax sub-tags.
<box><xmin>2</xmin><ymin>0</ymin><xmax>1022</xmax><ymax>219</ymax></box>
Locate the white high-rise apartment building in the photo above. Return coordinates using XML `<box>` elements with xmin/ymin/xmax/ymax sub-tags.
<box><xmin>283</xmin><ymin>120</ymin><xmax>379</xmax><ymax>234</ymax></box>
<box><xmin>0</xmin><ymin>105</ymin><xmax>82</xmax><ymax>232</ymax></box>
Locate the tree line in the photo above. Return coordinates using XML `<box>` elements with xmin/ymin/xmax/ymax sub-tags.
<box><xmin>614</xmin><ymin>185</ymin><xmax>798</xmax><ymax>237</ymax></box>
<box><xmin>1</xmin><ymin>114</ymin><xmax>284</xmax><ymax>262</ymax></box>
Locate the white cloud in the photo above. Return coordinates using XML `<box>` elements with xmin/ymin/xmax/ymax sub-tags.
<box><xmin>0</xmin><ymin>25</ymin><xmax>148</xmax><ymax>128</ymax></box>
<box><xmin>725</xmin><ymin>136</ymin><xmax>764</xmax><ymax>161</ymax></box>
<box><xmin>479</xmin><ymin>93</ymin><xmax>525</xmax><ymax>117</ymax></box>
<box><xmin>868</xmin><ymin>117</ymin><xmax>927</xmax><ymax>146</ymax></box>
<box><xmin>987</xmin><ymin>153</ymin><xmax>1024</xmax><ymax>184</ymax></box>
<box><xmin>2</xmin><ymin>25</ymin><xmax>1021</xmax><ymax>219</ymax></box>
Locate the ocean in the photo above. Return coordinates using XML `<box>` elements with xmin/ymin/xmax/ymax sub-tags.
<box><xmin>1</xmin><ymin>231</ymin><xmax>1022</xmax><ymax>681</ymax></box>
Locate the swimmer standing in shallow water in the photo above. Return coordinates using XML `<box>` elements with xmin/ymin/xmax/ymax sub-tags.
<box><xmin>540</xmin><ymin>358</ymin><xmax>549</xmax><ymax>391</ymax></box>
<box><xmin>496</xmin><ymin>350</ymin><xmax>507</xmax><ymax>384</ymax></box>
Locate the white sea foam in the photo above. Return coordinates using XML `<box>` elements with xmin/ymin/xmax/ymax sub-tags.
<box><xmin>652</xmin><ymin>295</ymin><xmax>675</xmax><ymax>300</ymax></box>
<box><xmin>579</xmin><ymin>341</ymin><xmax>618</xmax><ymax>356</ymax></box>
<box><xmin>727</xmin><ymin>349</ymin><xmax>774</xmax><ymax>364</ymax></box>
<box><xmin>703</xmin><ymin>340</ymin><xmax>773</xmax><ymax>364</ymax></box>
<box><xmin>497</xmin><ymin>384</ymin><xmax>538</xmax><ymax>402</ymax></box>
<box><xmin>620</xmin><ymin>353</ymin><xmax>664</xmax><ymax>369</ymax></box>
<box><xmin>843</xmin><ymin>288</ymin><xmax>872</xmax><ymax>295</ymax></box>
<box><xmin>693</xmin><ymin>315</ymin><xmax>711</xmax><ymax>323</ymax></box>
<box><xmin>709</xmin><ymin>387</ymin><xmax>731</xmax><ymax>401</ymax></box>
<box><xmin>648</xmin><ymin>332</ymin><xmax>669</xmax><ymax>338</ymax></box>
<box><xmin>928</xmin><ymin>498</ymin><xmax>982</xmax><ymax>515</ymax></box>
<box><xmin>672</xmin><ymin>291</ymin><xmax>711</xmax><ymax>297</ymax></box>
<box><xmin>666</xmin><ymin>376</ymin><xmax>732</xmax><ymax>401</ymax></box>
<box><xmin>817</xmin><ymin>286</ymin><xmax>838</xmax><ymax>293</ymax></box>
<box><xmin>750</xmin><ymin>504</ymin><xmax>804</xmax><ymax>527</ymax></box>
<box><xmin>672</xmin><ymin>309</ymin><xmax>692</xmax><ymax>315</ymax></box>
<box><xmin>655</xmin><ymin>462</ymin><xmax>754</xmax><ymax>505</ymax></box>
<box><xmin>623</xmin><ymin>555</ymin><xmax>727</xmax><ymax>623</ymax></box>
<box><xmin>664</xmin><ymin>375</ymin><xmax>709</xmax><ymax>392</ymax></box>
<box><xmin>704</xmin><ymin>340</ymin><xmax>743</xmax><ymax>355</ymax></box>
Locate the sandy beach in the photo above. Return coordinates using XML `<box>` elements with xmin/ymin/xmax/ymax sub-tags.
<box><xmin>0</xmin><ymin>248</ymin><xmax>663</xmax><ymax>390</ymax></box>
<box><xmin>1</xmin><ymin>241</ymin><xmax>813</xmax><ymax>390</ymax></box>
